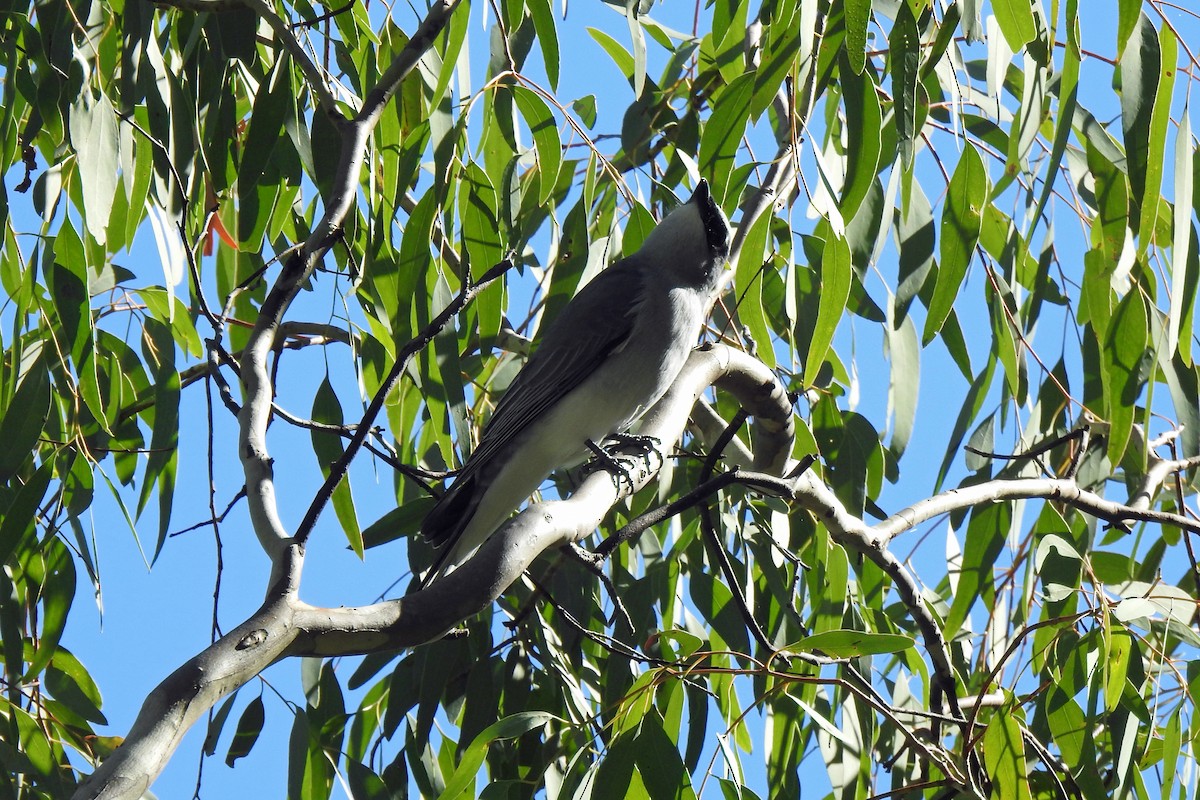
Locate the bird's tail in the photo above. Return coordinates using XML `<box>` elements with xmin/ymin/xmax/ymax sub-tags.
<box><xmin>417</xmin><ymin>473</ymin><xmax>480</xmax><ymax>587</ymax></box>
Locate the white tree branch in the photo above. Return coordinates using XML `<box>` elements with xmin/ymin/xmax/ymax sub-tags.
<box><xmin>236</xmin><ymin>0</ymin><xmax>465</xmax><ymax>564</ymax></box>
<box><xmin>874</xmin><ymin>477</ymin><xmax>1200</xmax><ymax>545</ymax></box>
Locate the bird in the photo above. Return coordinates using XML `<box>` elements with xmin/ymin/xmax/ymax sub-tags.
<box><xmin>419</xmin><ymin>179</ymin><xmax>731</xmax><ymax>583</ymax></box>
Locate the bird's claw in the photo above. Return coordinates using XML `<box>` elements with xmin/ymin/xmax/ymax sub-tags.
<box><xmin>583</xmin><ymin>438</ymin><xmax>667</xmax><ymax>494</ymax></box>
<box><xmin>606</xmin><ymin>432</ymin><xmax>661</xmax><ymax>457</ymax></box>
<box><xmin>584</xmin><ymin>435</ymin><xmax>662</xmax><ymax>492</ymax></box>
<box><xmin>584</xmin><ymin>439</ymin><xmax>637</xmax><ymax>492</ymax></box>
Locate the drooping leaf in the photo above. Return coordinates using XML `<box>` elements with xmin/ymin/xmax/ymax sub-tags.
<box><xmin>735</xmin><ymin>209</ymin><xmax>776</xmax><ymax>370</ymax></box>
<box><xmin>0</xmin><ymin>350</ymin><xmax>50</xmax><ymax>483</ymax></box>
<box><xmin>1135</xmin><ymin>22</ymin><xmax>1175</xmax><ymax>255</ymax></box>
<box><xmin>510</xmin><ymin>85</ymin><xmax>562</xmax><ymax>206</ymax></box>
<box><xmin>435</xmin><ymin>713</ymin><xmax>556</xmax><ymax>800</ymax></box>
<box><xmin>698</xmin><ymin>72</ymin><xmax>754</xmax><ymax>207</ymax></box>
<box><xmin>225</xmin><ymin>696</ymin><xmax>266</xmax><ymax>767</ymax></box>
<box><xmin>311</xmin><ymin>377</ymin><xmax>363</xmax><ymax>557</ymax></box>
<box><xmin>1167</xmin><ymin>108</ymin><xmax>1195</xmax><ymax>361</ymax></box>
<box><xmin>925</xmin><ymin>146</ymin><xmax>988</xmax><ymax>343</ymax></box>
<box><xmin>138</xmin><ymin>319</ymin><xmax>178</xmax><ymax>560</ymax></box>
<box><xmin>885</xmin><ymin>312</ymin><xmax>919</xmax><ymax>458</ymax></box>
<box><xmin>790</xmin><ymin>630</ymin><xmax>915</xmax><ymax>658</ymax></box>
<box><xmin>69</xmin><ymin>91</ymin><xmax>119</xmax><ymax>244</ymax></box>
<box><xmin>843</xmin><ymin>0</ymin><xmax>870</xmax><ymax>74</ymax></box>
<box><xmin>982</xmin><ymin>711</ymin><xmax>1033</xmax><ymax>800</ymax></box>
<box><xmin>805</xmin><ymin>233</ymin><xmax>851</xmax><ymax>385</ymax></box>
<box><xmin>890</xmin><ymin>2</ymin><xmax>920</xmax><ymax>167</ymax></box>
<box><xmin>1119</xmin><ymin>13</ymin><xmax>1159</xmax><ymax>220</ymax></box>
<box><xmin>990</xmin><ymin>0</ymin><xmax>1037</xmax><ymax>53</ymax></box>
<box><xmin>1102</xmin><ymin>290</ymin><xmax>1148</xmax><ymax>467</ymax></box>
<box><xmin>944</xmin><ymin>500</ymin><xmax>1009</xmax><ymax>638</ymax></box>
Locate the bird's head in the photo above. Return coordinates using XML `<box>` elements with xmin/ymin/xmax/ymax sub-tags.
<box><xmin>637</xmin><ymin>179</ymin><xmax>731</xmax><ymax>292</ymax></box>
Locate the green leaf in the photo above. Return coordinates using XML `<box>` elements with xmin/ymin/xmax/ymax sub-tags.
<box><xmin>734</xmin><ymin>209</ymin><xmax>775</xmax><ymax>370</ymax></box>
<box><xmin>69</xmin><ymin>91</ymin><xmax>119</xmax><ymax>245</ymax></box>
<box><xmin>945</xmin><ymin>501</ymin><xmax>1009</xmax><ymax>638</ymax></box>
<box><xmin>634</xmin><ymin>711</ymin><xmax>697</xmax><ymax>800</ymax></box>
<box><xmin>1115</xmin><ymin>0</ymin><xmax>1144</xmax><ymax>58</ymax></box>
<box><xmin>526</xmin><ymin>0</ymin><xmax>560</xmax><ymax>90</ymax></box>
<box><xmin>45</xmin><ymin>648</ymin><xmax>106</xmax><ymax>725</ymax></box>
<box><xmin>1163</xmin><ymin>707</ymin><xmax>1182</xmax><ymax>798</ymax></box>
<box><xmin>935</xmin><ymin>359</ymin><xmax>995</xmax><ymax>490</ymax></box>
<box><xmin>1044</xmin><ymin>687</ymin><xmax>1105</xmax><ymax>797</ymax></box>
<box><xmin>890</xmin><ymin>2</ymin><xmax>920</xmax><ymax>167</ymax></box>
<box><xmin>49</xmin><ymin>226</ymin><xmax>90</xmax><ymax>362</ymax></box>
<box><xmin>0</xmin><ymin>350</ymin><xmax>50</xmax><ymax>483</ymax></box>
<box><xmin>805</xmin><ymin>234</ymin><xmax>850</xmax><ymax>385</ymax></box>
<box><xmin>789</xmin><ymin>630</ymin><xmax>914</xmax><ymax>658</ymax></box>
<box><xmin>1162</xmin><ymin>354</ymin><xmax>1200</xmax><ymax>458</ymax></box>
<box><xmin>657</xmin><ymin>629</ymin><xmax>703</xmax><ymax>660</ymax></box>
<box><xmin>23</xmin><ymin>536</ymin><xmax>76</xmax><ymax>682</ymax></box>
<box><xmin>1102</xmin><ymin>291</ymin><xmax>1148</xmax><ymax>467</ymax></box>
<box><xmin>765</xmin><ymin>693</ymin><xmax>802</xmax><ymax>797</ymax></box>
<box><xmin>885</xmin><ymin>312</ymin><xmax>919</xmax><ymax>458</ymax></box>
<box><xmin>991</xmin><ymin>0</ymin><xmax>1036</xmax><ymax>52</ymax></box>
<box><xmin>925</xmin><ymin>146</ymin><xmax>988</xmax><ymax>343</ymax></box>
<box><xmin>431</xmin><ymin>0</ymin><xmax>468</xmax><ymax>107</ymax></box>
<box><xmin>460</xmin><ymin>161</ymin><xmax>504</xmax><ymax>281</ymax></box>
<box><xmin>983</xmin><ymin>711</ymin><xmax>1033</xmax><ymax>800</ymax></box>
<box><xmin>1119</xmin><ymin>13</ymin><xmax>1159</xmax><ymax>218</ymax></box>
<box><xmin>510</xmin><ymin>86</ymin><xmax>561</xmax><ymax>206</ymax></box>
<box><xmin>593</xmin><ymin>727</ymin><xmax>639</xmax><ymax>799</ymax></box>
<box><xmin>204</xmin><ymin>692</ymin><xmax>241</xmax><ymax>756</ymax></box>
<box><xmin>1025</xmin><ymin>0</ymin><xmax>1079</xmax><ymax>241</ymax></box>
<box><xmin>435</xmin><ymin>713</ymin><xmax>556</xmax><ymax>800</ymax></box>
<box><xmin>839</xmin><ymin>60</ymin><xmax>882</xmax><ymax>222</ymax></box>
<box><xmin>226</xmin><ymin>696</ymin><xmax>266</xmax><ymax>767</ymax></box>
<box><xmin>698</xmin><ymin>72</ymin><xmax>754</xmax><ymax>207</ymax></box>
<box><xmin>311</xmin><ymin>377</ymin><xmax>363</xmax><ymax>558</ymax></box>
<box><xmin>843</xmin><ymin>0</ymin><xmax>870</xmax><ymax>74</ymax></box>
<box><xmin>588</xmin><ymin>28</ymin><xmax>634</xmax><ymax>84</ymax></box>
<box><xmin>0</xmin><ymin>460</ymin><xmax>54</xmax><ymax>568</ymax></box>
<box><xmin>1104</xmin><ymin>628</ymin><xmax>1133</xmax><ymax>713</ymax></box>
<box><xmin>13</xmin><ymin>704</ymin><xmax>67</xmax><ymax>795</ymax></box>
<box><xmin>626</xmin><ymin>0</ymin><xmax>647</xmax><ymax>98</ymax></box>
<box><xmin>138</xmin><ymin>319</ymin><xmax>179</xmax><ymax>560</ymax></box>
<box><xmin>990</xmin><ymin>274</ymin><xmax>1025</xmax><ymax>402</ymax></box>
<box><xmin>572</xmin><ymin>95</ymin><xmax>597</xmax><ymax>128</ymax></box>
<box><xmin>239</xmin><ymin>54</ymin><xmax>292</xmax><ymax>192</ymax></box>
<box><xmin>362</xmin><ymin>499</ymin><xmax>436</xmax><ymax>549</ymax></box>
<box><xmin>1136</xmin><ymin>22</ymin><xmax>1175</xmax><ymax>255</ymax></box>
<box><xmin>920</xmin><ymin>2</ymin><xmax>961</xmax><ymax>80</ymax></box>
<box><xmin>707</xmin><ymin>0</ymin><xmax>749</xmax><ymax>85</ymax></box>
<box><xmin>749</xmin><ymin>0</ymin><xmax>800</xmax><ymax>120</ymax></box>
<box><xmin>1167</xmin><ymin>108</ymin><xmax>1194</xmax><ymax>361</ymax></box>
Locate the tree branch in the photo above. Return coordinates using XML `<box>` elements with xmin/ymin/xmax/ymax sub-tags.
<box><xmin>874</xmin><ymin>476</ymin><xmax>1200</xmax><ymax>544</ymax></box>
<box><xmin>235</xmin><ymin>0</ymin><xmax>467</xmax><ymax>565</ymax></box>
<box><xmin>293</xmin><ymin>259</ymin><xmax>515</xmax><ymax>547</ymax></box>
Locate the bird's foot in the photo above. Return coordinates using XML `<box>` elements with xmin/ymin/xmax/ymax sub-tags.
<box><xmin>584</xmin><ymin>439</ymin><xmax>637</xmax><ymax>492</ymax></box>
<box><xmin>584</xmin><ymin>435</ymin><xmax>663</xmax><ymax>492</ymax></box>
<box><xmin>607</xmin><ymin>433</ymin><xmax>664</xmax><ymax>476</ymax></box>
<box><xmin>605</xmin><ymin>432</ymin><xmax>661</xmax><ymax>456</ymax></box>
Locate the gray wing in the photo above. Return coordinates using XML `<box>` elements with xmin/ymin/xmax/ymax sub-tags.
<box><xmin>420</xmin><ymin>258</ymin><xmax>645</xmax><ymax>553</ymax></box>
<box><xmin>463</xmin><ymin>257</ymin><xmax>646</xmax><ymax>474</ymax></box>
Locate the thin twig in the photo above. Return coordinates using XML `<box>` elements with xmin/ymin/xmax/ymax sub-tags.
<box><xmin>293</xmin><ymin>259</ymin><xmax>515</xmax><ymax>547</ymax></box>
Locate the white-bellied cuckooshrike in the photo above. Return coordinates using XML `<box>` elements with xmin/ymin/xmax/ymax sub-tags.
<box><xmin>420</xmin><ymin>179</ymin><xmax>731</xmax><ymax>582</ymax></box>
